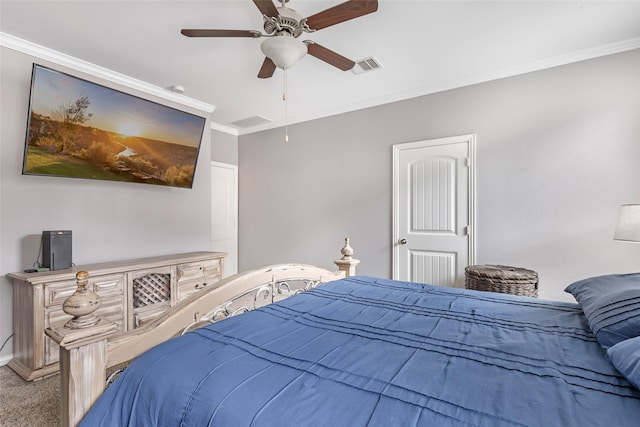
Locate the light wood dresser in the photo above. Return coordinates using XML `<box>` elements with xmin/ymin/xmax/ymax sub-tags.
<box><xmin>7</xmin><ymin>251</ymin><xmax>225</xmax><ymax>381</ymax></box>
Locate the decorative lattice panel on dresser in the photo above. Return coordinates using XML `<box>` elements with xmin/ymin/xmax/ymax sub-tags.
<box><xmin>132</xmin><ymin>273</ymin><xmax>171</xmax><ymax>308</ymax></box>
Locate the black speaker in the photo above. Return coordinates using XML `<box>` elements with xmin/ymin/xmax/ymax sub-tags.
<box><xmin>42</xmin><ymin>230</ymin><xmax>72</xmax><ymax>270</ymax></box>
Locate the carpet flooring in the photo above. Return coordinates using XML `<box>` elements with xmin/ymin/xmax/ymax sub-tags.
<box><xmin>0</xmin><ymin>366</ymin><xmax>59</xmax><ymax>427</ymax></box>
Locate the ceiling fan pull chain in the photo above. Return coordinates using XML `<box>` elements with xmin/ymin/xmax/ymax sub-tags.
<box><xmin>283</xmin><ymin>68</ymin><xmax>289</xmax><ymax>143</ymax></box>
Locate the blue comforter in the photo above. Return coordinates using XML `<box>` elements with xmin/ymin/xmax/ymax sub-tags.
<box><xmin>82</xmin><ymin>276</ymin><xmax>640</xmax><ymax>426</ymax></box>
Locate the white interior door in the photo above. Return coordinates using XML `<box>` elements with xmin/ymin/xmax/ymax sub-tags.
<box><xmin>211</xmin><ymin>161</ymin><xmax>238</xmax><ymax>277</ymax></box>
<box><xmin>393</xmin><ymin>135</ymin><xmax>476</xmax><ymax>287</ymax></box>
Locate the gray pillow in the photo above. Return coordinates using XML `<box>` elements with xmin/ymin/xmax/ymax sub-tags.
<box><xmin>564</xmin><ymin>273</ymin><xmax>640</xmax><ymax>349</ymax></box>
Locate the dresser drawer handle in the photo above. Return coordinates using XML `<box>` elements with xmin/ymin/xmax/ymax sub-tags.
<box><xmin>195</xmin><ymin>282</ymin><xmax>208</xmax><ymax>290</ymax></box>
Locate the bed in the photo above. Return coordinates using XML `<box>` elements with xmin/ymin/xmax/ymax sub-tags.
<box><xmin>47</xmin><ymin>244</ymin><xmax>640</xmax><ymax>426</ymax></box>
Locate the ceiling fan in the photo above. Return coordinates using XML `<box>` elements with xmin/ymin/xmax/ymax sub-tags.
<box><xmin>181</xmin><ymin>0</ymin><xmax>379</xmax><ymax>78</ymax></box>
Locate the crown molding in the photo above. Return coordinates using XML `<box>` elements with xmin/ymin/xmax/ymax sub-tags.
<box><xmin>0</xmin><ymin>32</ymin><xmax>216</xmax><ymax>114</ymax></box>
<box><xmin>4</xmin><ymin>32</ymin><xmax>637</xmax><ymax>135</ymax></box>
<box><xmin>237</xmin><ymin>37</ymin><xmax>640</xmax><ymax>135</ymax></box>
<box><xmin>210</xmin><ymin>121</ymin><xmax>239</xmax><ymax>136</ymax></box>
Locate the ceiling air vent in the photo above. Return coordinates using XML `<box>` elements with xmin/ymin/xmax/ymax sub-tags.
<box><xmin>352</xmin><ymin>56</ymin><xmax>382</xmax><ymax>75</ymax></box>
<box><xmin>230</xmin><ymin>115</ymin><xmax>273</xmax><ymax>128</ymax></box>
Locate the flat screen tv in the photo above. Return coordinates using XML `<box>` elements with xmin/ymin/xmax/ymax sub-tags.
<box><xmin>22</xmin><ymin>64</ymin><xmax>207</xmax><ymax>189</ymax></box>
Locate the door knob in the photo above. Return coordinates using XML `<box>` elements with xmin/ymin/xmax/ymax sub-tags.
<box><xmin>398</xmin><ymin>238</ymin><xmax>407</xmax><ymax>245</ymax></box>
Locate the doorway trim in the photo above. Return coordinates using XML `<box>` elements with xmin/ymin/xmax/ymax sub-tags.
<box><xmin>211</xmin><ymin>161</ymin><xmax>239</xmax><ymax>277</ymax></box>
<box><xmin>392</xmin><ymin>134</ymin><xmax>477</xmax><ymax>281</ymax></box>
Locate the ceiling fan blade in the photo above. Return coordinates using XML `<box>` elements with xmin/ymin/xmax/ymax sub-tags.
<box><xmin>258</xmin><ymin>57</ymin><xmax>277</xmax><ymax>78</ymax></box>
<box><xmin>305</xmin><ymin>0</ymin><xmax>378</xmax><ymax>31</ymax></box>
<box><xmin>305</xmin><ymin>42</ymin><xmax>355</xmax><ymax>71</ymax></box>
<box><xmin>253</xmin><ymin>0</ymin><xmax>279</xmax><ymax>17</ymax></box>
<box><xmin>181</xmin><ymin>29</ymin><xmax>262</xmax><ymax>38</ymax></box>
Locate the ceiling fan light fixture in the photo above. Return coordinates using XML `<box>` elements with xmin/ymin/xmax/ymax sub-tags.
<box><xmin>260</xmin><ymin>36</ymin><xmax>307</xmax><ymax>70</ymax></box>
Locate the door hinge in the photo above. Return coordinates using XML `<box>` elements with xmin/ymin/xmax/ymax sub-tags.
<box><xmin>465</xmin><ymin>157</ymin><xmax>471</xmax><ymax>167</ymax></box>
<box><xmin>464</xmin><ymin>225</ymin><xmax>471</xmax><ymax>236</ymax></box>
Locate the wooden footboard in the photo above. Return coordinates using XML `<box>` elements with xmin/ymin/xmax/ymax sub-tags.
<box><xmin>46</xmin><ymin>239</ymin><xmax>360</xmax><ymax>427</ymax></box>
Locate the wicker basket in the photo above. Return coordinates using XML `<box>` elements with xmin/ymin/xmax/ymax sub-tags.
<box><xmin>465</xmin><ymin>265</ymin><xmax>538</xmax><ymax>297</ymax></box>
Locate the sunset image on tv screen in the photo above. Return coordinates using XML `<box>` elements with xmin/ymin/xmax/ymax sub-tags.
<box><xmin>23</xmin><ymin>64</ymin><xmax>206</xmax><ymax>189</ymax></box>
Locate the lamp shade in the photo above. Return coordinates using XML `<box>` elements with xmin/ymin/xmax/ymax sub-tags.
<box><xmin>614</xmin><ymin>204</ymin><xmax>640</xmax><ymax>242</ymax></box>
<box><xmin>260</xmin><ymin>36</ymin><xmax>307</xmax><ymax>70</ymax></box>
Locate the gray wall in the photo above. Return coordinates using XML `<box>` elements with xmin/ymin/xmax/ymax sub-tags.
<box><xmin>2</xmin><ymin>44</ymin><xmax>638</xmax><ymax>362</ymax></box>
<box><xmin>239</xmin><ymin>49</ymin><xmax>640</xmax><ymax>301</ymax></box>
<box><xmin>211</xmin><ymin>129</ymin><xmax>238</xmax><ymax>165</ymax></box>
<box><xmin>0</xmin><ymin>47</ymin><xmax>213</xmax><ymax>360</ymax></box>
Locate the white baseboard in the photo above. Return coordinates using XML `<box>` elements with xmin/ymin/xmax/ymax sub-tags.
<box><xmin>0</xmin><ymin>354</ymin><xmax>13</xmax><ymax>367</ymax></box>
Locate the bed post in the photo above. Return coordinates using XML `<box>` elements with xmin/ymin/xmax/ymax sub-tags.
<box><xmin>334</xmin><ymin>237</ymin><xmax>360</xmax><ymax>277</ymax></box>
<box><xmin>46</xmin><ymin>271</ymin><xmax>118</xmax><ymax>427</ymax></box>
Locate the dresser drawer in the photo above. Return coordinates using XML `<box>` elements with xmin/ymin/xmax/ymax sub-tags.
<box><xmin>133</xmin><ymin>302</ymin><xmax>170</xmax><ymax>328</ymax></box>
<box><xmin>177</xmin><ymin>277</ymin><xmax>218</xmax><ymax>301</ymax></box>
<box><xmin>44</xmin><ymin>273</ymin><xmax>125</xmax><ymax>307</ymax></box>
<box><xmin>92</xmin><ymin>274</ymin><xmax>125</xmax><ymax>297</ymax></box>
<box><xmin>45</xmin><ymin>280</ymin><xmax>77</xmax><ymax>307</ymax></box>
<box><xmin>177</xmin><ymin>259</ymin><xmax>221</xmax><ymax>283</ymax></box>
<box><xmin>176</xmin><ymin>259</ymin><xmax>222</xmax><ymax>301</ymax></box>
